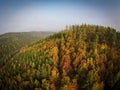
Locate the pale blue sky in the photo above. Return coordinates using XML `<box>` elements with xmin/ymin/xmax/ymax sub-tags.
<box><xmin>0</xmin><ymin>0</ymin><xmax>120</xmax><ymax>34</ymax></box>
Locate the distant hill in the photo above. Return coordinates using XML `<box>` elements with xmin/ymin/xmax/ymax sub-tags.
<box><xmin>0</xmin><ymin>31</ymin><xmax>53</xmax><ymax>67</ymax></box>
<box><xmin>0</xmin><ymin>25</ymin><xmax>120</xmax><ymax>90</ymax></box>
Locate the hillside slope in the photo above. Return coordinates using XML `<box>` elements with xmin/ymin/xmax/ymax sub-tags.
<box><xmin>0</xmin><ymin>25</ymin><xmax>120</xmax><ymax>90</ymax></box>
<box><xmin>0</xmin><ymin>31</ymin><xmax>53</xmax><ymax>67</ymax></box>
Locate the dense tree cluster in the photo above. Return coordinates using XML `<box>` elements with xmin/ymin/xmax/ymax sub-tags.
<box><xmin>0</xmin><ymin>32</ymin><xmax>52</xmax><ymax>68</ymax></box>
<box><xmin>0</xmin><ymin>25</ymin><xmax>120</xmax><ymax>90</ymax></box>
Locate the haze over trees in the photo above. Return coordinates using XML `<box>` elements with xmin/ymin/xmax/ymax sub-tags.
<box><xmin>0</xmin><ymin>25</ymin><xmax>120</xmax><ymax>90</ymax></box>
<box><xmin>0</xmin><ymin>31</ymin><xmax>53</xmax><ymax>68</ymax></box>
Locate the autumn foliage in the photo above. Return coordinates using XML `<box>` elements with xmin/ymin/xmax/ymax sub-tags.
<box><xmin>0</xmin><ymin>25</ymin><xmax>120</xmax><ymax>90</ymax></box>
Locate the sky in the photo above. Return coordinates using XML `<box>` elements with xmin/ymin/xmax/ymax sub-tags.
<box><xmin>0</xmin><ymin>0</ymin><xmax>120</xmax><ymax>34</ymax></box>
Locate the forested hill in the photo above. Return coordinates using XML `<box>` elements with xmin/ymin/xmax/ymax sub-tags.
<box><xmin>0</xmin><ymin>31</ymin><xmax>53</xmax><ymax>67</ymax></box>
<box><xmin>0</xmin><ymin>25</ymin><xmax>120</xmax><ymax>90</ymax></box>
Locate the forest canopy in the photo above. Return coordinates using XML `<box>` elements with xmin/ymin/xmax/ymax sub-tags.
<box><xmin>0</xmin><ymin>24</ymin><xmax>120</xmax><ymax>90</ymax></box>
